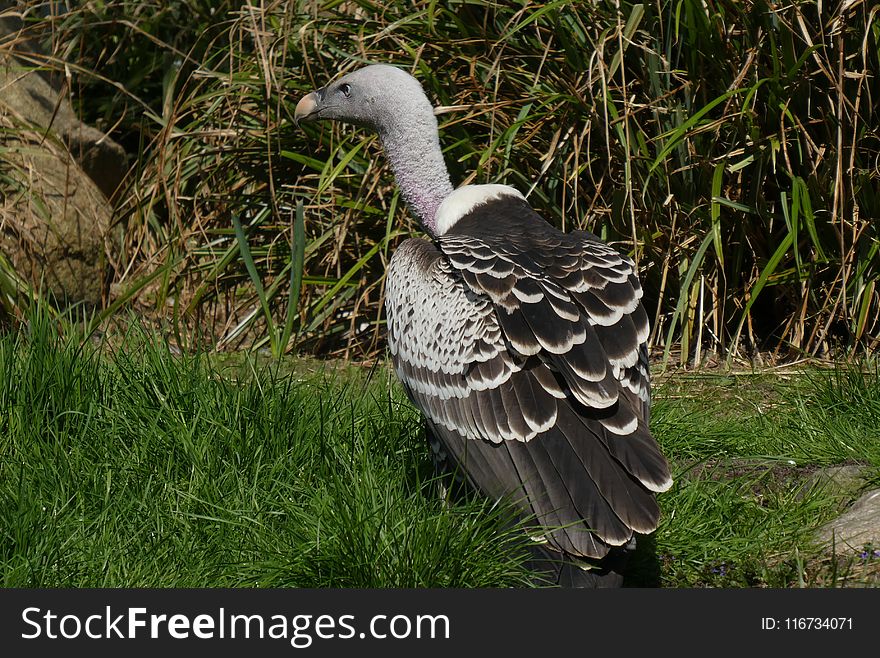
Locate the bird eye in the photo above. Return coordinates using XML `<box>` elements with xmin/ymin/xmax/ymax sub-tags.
<box><xmin>340</xmin><ymin>83</ymin><xmax>351</xmax><ymax>98</ymax></box>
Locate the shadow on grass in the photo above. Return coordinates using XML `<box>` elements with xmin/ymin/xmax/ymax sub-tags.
<box><xmin>624</xmin><ymin>532</ymin><xmax>662</xmax><ymax>587</ymax></box>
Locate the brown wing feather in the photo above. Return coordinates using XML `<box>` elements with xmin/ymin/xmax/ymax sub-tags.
<box><xmin>386</xmin><ymin>203</ymin><xmax>671</xmax><ymax>560</ymax></box>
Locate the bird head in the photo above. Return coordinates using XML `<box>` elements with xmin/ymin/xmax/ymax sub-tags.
<box><xmin>294</xmin><ymin>64</ymin><xmax>431</xmax><ymax>134</ymax></box>
<box><xmin>294</xmin><ymin>63</ymin><xmax>452</xmax><ymax>231</ymax></box>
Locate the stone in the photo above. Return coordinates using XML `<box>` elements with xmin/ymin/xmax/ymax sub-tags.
<box><xmin>0</xmin><ymin>4</ymin><xmax>126</xmax><ymax>306</ymax></box>
<box><xmin>0</xmin><ymin>6</ymin><xmax>127</xmax><ymax>198</ymax></box>
<box><xmin>794</xmin><ymin>464</ymin><xmax>869</xmax><ymax>501</ymax></box>
<box><xmin>815</xmin><ymin>489</ymin><xmax>880</xmax><ymax>553</ymax></box>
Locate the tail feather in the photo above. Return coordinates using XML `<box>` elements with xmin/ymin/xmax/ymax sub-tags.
<box><xmin>525</xmin><ymin>542</ymin><xmax>633</xmax><ymax>588</ymax></box>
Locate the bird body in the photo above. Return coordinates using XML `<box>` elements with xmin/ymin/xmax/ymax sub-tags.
<box><xmin>386</xmin><ymin>186</ymin><xmax>670</xmax><ymax>561</ymax></box>
<box><xmin>296</xmin><ymin>65</ymin><xmax>671</xmax><ymax>585</ymax></box>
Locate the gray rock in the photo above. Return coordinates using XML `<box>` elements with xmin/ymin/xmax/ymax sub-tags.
<box><xmin>816</xmin><ymin>489</ymin><xmax>880</xmax><ymax>553</ymax></box>
<box><xmin>1</xmin><ymin>5</ymin><xmax>126</xmax><ymax>306</ymax></box>
<box><xmin>1</xmin><ymin>6</ymin><xmax>127</xmax><ymax>198</ymax></box>
<box><xmin>795</xmin><ymin>464</ymin><xmax>869</xmax><ymax>501</ymax></box>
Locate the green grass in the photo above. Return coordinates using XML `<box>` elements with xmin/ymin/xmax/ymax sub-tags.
<box><xmin>0</xmin><ymin>310</ymin><xmax>535</xmax><ymax>587</ymax></box>
<box><xmin>650</xmin><ymin>368</ymin><xmax>880</xmax><ymax>586</ymax></box>
<box><xmin>2</xmin><ymin>310</ymin><xmax>880</xmax><ymax>588</ymax></box>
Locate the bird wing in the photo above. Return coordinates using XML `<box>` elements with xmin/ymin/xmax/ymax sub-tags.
<box><xmin>386</xmin><ymin>216</ymin><xmax>671</xmax><ymax>559</ymax></box>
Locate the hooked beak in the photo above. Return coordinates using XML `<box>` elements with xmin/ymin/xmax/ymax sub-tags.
<box><xmin>294</xmin><ymin>91</ymin><xmax>319</xmax><ymax>125</ymax></box>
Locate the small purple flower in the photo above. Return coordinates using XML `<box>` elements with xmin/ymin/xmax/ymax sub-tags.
<box><xmin>710</xmin><ymin>561</ymin><xmax>728</xmax><ymax>576</ymax></box>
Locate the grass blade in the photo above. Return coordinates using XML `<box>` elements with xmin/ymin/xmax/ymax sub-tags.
<box><xmin>232</xmin><ymin>213</ymin><xmax>278</xmax><ymax>357</ymax></box>
<box><xmin>280</xmin><ymin>200</ymin><xmax>307</xmax><ymax>353</ymax></box>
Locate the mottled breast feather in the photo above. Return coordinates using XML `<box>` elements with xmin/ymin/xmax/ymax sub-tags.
<box><xmin>386</xmin><ymin>195</ymin><xmax>672</xmax><ymax>559</ymax></box>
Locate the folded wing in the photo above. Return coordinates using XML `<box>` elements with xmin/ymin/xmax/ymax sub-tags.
<box><xmin>386</xmin><ymin>197</ymin><xmax>671</xmax><ymax>559</ymax></box>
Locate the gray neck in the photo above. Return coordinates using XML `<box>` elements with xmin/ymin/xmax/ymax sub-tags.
<box><xmin>377</xmin><ymin>113</ymin><xmax>453</xmax><ymax>237</ymax></box>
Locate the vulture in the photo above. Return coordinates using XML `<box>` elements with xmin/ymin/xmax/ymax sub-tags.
<box><xmin>295</xmin><ymin>64</ymin><xmax>672</xmax><ymax>587</ymax></box>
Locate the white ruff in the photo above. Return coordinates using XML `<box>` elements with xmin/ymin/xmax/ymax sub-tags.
<box><xmin>433</xmin><ymin>184</ymin><xmax>525</xmax><ymax>235</ymax></box>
